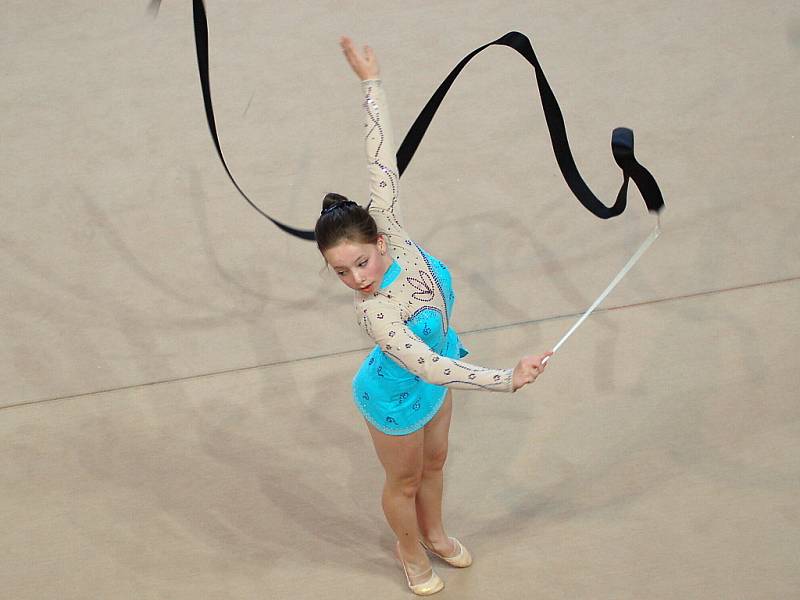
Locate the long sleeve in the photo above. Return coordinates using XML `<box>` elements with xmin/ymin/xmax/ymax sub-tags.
<box><xmin>361</xmin><ymin>79</ymin><xmax>403</xmax><ymax>228</ymax></box>
<box><xmin>361</xmin><ymin>300</ymin><xmax>515</xmax><ymax>393</ymax></box>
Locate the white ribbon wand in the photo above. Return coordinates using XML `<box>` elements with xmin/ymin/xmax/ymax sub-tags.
<box><xmin>542</xmin><ymin>219</ymin><xmax>661</xmax><ymax>365</ymax></box>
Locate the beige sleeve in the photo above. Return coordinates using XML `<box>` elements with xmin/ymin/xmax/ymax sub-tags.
<box><xmin>361</xmin><ymin>301</ymin><xmax>514</xmax><ymax>393</ymax></box>
<box><xmin>361</xmin><ymin>79</ymin><xmax>403</xmax><ymax>227</ymax></box>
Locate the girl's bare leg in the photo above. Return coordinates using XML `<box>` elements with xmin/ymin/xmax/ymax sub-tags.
<box><xmin>415</xmin><ymin>392</ymin><xmax>457</xmax><ymax>556</ymax></box>
<box><xmin>365</xmin><ymin>421</ymin><xmax>432</xmax><ymax>584</ymax></box>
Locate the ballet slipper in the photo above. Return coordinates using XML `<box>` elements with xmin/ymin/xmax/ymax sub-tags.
<box><xmin>420</xmin><ymin>536</ymin><xmax>473</xmax><ymax>568</ymax></box>
<box><xmin>395</xmin><ymin>542</ymin><xmax>444</xmax><ymax>596</ymax></box>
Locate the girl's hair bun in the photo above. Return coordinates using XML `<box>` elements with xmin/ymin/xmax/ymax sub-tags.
<box><xmin>315</xmin><ymin>192</ymin><xmax>378</xmax><ymax>253</ymax></box>
<box><xmin>321</xmin><ymin>192</ymin><xmax>352</xmax><ymax>213</ymax></box>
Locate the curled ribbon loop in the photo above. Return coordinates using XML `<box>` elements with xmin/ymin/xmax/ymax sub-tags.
<box><xmin>397</xmin><ymin>31</ymin><xmax>665</xmax><ymax>218</ymax></box>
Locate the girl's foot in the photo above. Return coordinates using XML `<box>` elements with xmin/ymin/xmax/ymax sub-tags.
<box><xmin>421</xmin><ymin>536</ymin><xmax>457</xmax><ymax>558</ymax></box>
<box><xmin>396</xmin><ymin>542</ymin><xmax>444</xmax><ymax>595</ymax></box>
<box><xmin>420</xmin><ymin>536</ymin><xmax>473</xmax><ymax>568</ymax></box>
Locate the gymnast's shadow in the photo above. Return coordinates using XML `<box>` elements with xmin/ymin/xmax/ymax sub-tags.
<box><xmin>70</xmin><ymin>368</ymin><xmax>391</xmax><ymax>578</ymax></box>
<box><xmin>185</xmin><ymin>363</ymin><xmax>399</xmax><ymax>578</ymax></box>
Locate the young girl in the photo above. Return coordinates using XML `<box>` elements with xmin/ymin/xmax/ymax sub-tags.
<box><xmin>315</xmin><ymin>37</ymin><xmax>552</xmax><ymax>596</ymax></box>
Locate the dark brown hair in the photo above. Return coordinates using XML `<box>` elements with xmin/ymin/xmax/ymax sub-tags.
<box><xmin>315</xmin><ymin>193</ymin><xmax>378</xmax><ymax>254</ymax></box>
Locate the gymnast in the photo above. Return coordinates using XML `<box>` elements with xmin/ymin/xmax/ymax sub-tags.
<box><xmin>314</xmin><ymin>37</ymin><xmax>552</xmax><ymax>596</ymax></box>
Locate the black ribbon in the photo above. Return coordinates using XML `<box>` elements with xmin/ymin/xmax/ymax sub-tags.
<box><xmin>192</xmin><ymin>0</ymin><xmax>315</xmax><ymax>240</ymax></box>
<box><xmin>397</xmin><ymin>32</ymin><xmax>665</xmax><ymax>218</ymax></box>
<box><xmin>191</xmin><ymin>1</ymin><xmax>664</xmax><ymax>241</ymax></box>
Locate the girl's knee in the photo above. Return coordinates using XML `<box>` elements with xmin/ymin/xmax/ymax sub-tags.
<box><xmin>387</xmin><ymin>469</ymin><xmax>423</xmax><ymax>498</ymax></box>
<box><xmin>423</xmin><ymin>445</ymin><xmax>448</xmax><ymax>473</ymax></box>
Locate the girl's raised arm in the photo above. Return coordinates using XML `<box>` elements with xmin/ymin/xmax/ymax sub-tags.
<box><xmin>340</xmin><ymin>37</ymin><xmax>402</xmax><ymax>224</ymax></box>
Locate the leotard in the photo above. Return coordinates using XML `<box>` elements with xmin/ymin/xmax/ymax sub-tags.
<box><xmin>352</xmin><ymin>79</ymin><xmax>514</xmax><ymax>436</ymax></box>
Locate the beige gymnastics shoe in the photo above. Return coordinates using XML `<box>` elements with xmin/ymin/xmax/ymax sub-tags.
<box><xmin>396</xmin><ymin>542</ymin><xmax>445</xmax><ymax>596</ymax></box>
<box><xmin>420</xmin><ymin>537</ymin><xmax>473</xmax><ymax>568</ymax></box>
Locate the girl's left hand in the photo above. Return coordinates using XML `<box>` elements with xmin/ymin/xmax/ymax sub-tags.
<box><xmin>340</xmin><ymin>36</ymin><xmax>380</xmax><ymax>80</ymax></box>
<box><xmin>512</xmin><ymin>352</ymin><xmax>553</xmax><ymax>391</ymax></box>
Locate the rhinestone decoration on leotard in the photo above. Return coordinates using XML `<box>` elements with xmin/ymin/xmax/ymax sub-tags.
<box><xmin>417</xmin><ymin>247</ymin><xmax>451</xmax><ymax>322</ymax></box>
<box><xmin>406</xmin><ymin>270</ymin><xmax>435</xmax><ymax>302</ymax></box>
<box><xmin>364</xmin><ymin>87</ymin><xmax>384</xmax><ymax>156</ymax></box>
<box><xmin>392</xmin><ymin>392</ymin><xmax>409</xmax><ymax>406</ymax></box>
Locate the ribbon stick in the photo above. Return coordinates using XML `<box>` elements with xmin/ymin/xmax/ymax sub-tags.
<box><xmin>542</xmin><ymin>219</ymin><xmax>661</xmax><ymax>365</ymax></box>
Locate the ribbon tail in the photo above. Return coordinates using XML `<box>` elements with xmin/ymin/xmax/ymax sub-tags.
<box><xmin>192</xmin><ymin>0</ymin><xmax>315</xmax><ymax>240</ymax></box>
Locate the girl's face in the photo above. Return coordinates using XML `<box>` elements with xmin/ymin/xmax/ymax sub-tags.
<box><xmin>323</xmin><ymin>237</ymin><xmax>389</xmax><ymax>294</ymax></box>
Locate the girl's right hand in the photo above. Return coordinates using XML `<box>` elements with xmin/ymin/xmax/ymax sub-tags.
<box><xmin>340</xmin><ymin>36</ymin><xmax>380</xmax><ymax>80</ymax></box>
<box><xmin>512</xmin><ymin>352</ymin><xmax>553</xmax><ymax>391</ymax></box>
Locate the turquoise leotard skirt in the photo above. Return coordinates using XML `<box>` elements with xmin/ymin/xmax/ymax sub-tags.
<box><xmin>352</xmin><ymin>250</ymin><xmax>468</xmax><ymax>436</ymax></box>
